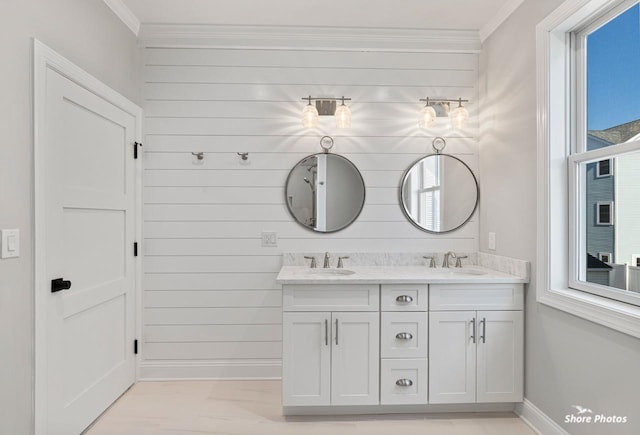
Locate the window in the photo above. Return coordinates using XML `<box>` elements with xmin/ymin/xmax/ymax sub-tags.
<box><xmin>596</xmin><ymin>159</ymin><xmax>612</xmax><ymax>177</ymax></box>
<box><xmin>537</xmin><ymin>0</ymin><xmax>640</xmax><ymax>337</ymax></box>
<box><xmin>598</xmin><ymin>252</ymin><xmax>612</xmax><ymax>263</ymax></box>
<box><xmin>595</xmin><ymin>201</ymin><xmax>614</xmax><ymax>225</ymax></box>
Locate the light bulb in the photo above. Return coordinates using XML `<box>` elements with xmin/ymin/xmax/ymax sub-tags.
<box><xmin>449</xmin><ymin>102</ymin><xmax>469</xmax><ymax>129</ymax></box>
<box><xmin>302</xmin><ymin>103</ymin><xmax>319</xmax><ymax>128</ymax></box>
<box><xmin>335</xmin><ymin>103</ymin><xmax>351</xmax><ymax>128</ymax></box>
<box><xmin>418</xmin><ymin>105</ymin><xmax>437</xmax><ymax>128</ymax></box>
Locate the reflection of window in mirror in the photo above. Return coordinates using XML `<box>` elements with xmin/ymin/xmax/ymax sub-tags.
<box><xmin>417</xmin><ymin>157</ymin><xmax>441</xmax><ymax>231</ymax></box>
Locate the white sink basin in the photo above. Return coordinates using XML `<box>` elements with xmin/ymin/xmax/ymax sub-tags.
<box><xmin>446</xmin><ymin>268</ymin><xmax>487</xmax><ymax>276</ymax></box>
<box><xmin>305</xmin><ymin>269</ymin><xmax>356</xmax><ymax>276</ymax></box>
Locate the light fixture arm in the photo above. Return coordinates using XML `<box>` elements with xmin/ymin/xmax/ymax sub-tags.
<box><xmin>419</xmin><ymin>98</ymin><xmax>469</xmax><ymax>104</ymax></box>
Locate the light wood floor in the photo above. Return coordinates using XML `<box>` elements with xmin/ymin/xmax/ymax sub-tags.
<box><xmin>85</xmin><ymin>380</ymin><xmax>536</xmax><ymax>435</ymax></box>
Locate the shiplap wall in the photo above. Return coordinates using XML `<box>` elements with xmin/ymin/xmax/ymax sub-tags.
<box><xmin>141</xmin><ymin>44</ymin><xmax>479</xmax><ymax>379</ymax></box>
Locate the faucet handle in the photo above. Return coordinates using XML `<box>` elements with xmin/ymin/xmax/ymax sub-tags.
<box><xmin>304</xmin><ymin>256</ymin><xmax>317</xmax><ymax>268</ymax></box>
<box><xmin>337</xmin><ymin>256</ymin><xmax>350</xmax><ymax>268</ymax></box>
<box><xmin>423</xmin><ymin>256</ymin><xmax>437</xmax><ymax>268</ymax></box>
<box><xmin>455</xmin><ymin>255</ymin><xmax>468</xmax><ymax>268</ymax></box>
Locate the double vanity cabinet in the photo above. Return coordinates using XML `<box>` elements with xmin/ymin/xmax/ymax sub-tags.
<box><xmin>278</xmin><ymin>265</ymin><xmax>526</xmax><ymax>414</ymax></box>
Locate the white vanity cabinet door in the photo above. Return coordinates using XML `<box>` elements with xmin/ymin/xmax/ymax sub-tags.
<box><xmin>381</xmin><ymin>312</ymin><xmax>428</xmax><ymax>358</ymax></box>
<box><xmin>282</xmin><ymin>312</ymin><xmax>331</xmax><ymax>406</ymax></box>
<box><xmin>331</xmin><ymin>312</ymin><xmax>380</xmax><ymax>406</ymax></box>
<box><xmin>476</xmin><ymin>311</ymin><xmax>524</xmax><ymax>403</ymax></box>
<box><xmin>428</xmin><ymin>311</ymin><xmax>476</xmax><ymax>404</ymax></box>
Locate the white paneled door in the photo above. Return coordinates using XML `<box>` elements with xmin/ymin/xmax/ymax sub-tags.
<box><xmin>35</xmin><ymin>43</ymin><xmax>140</xmax><ymax>435</ymax></box>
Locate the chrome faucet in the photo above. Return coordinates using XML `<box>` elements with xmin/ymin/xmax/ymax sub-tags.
<box><xmin>323</xmin><ymin>252</ymin><xmax>331</xmax><ymax>268</ymax></box>
<box><xmin>442</xmin><ymin>251</ymin><xmax>457</xmax><ymax>268</ymax></box>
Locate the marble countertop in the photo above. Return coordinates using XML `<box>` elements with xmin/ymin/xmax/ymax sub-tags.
<box><xmin>276</xmin><ymin>265</ymin><xmax>528</xmax><ymax>285</ymax></box>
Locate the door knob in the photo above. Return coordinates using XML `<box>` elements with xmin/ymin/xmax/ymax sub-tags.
<box><xmin>51</xmin><ymin>278</ymin><xmax>72</xmax><ymax>293</ymax></box>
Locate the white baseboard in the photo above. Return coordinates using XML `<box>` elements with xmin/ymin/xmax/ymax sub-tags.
<box><xmin>138</xmin><ymin>360</ymin><xmax>282</xmax><ymax>380</ymax></box>
<box><xmin>515</xmin><ymin>399</ymin><xmax>568</xmax><ymax>435</ymax></box>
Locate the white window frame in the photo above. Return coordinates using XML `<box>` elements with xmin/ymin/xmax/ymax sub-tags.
<box><xmin>595</xmin><ymin>201</ymin><xmax>614</xmax><ymax>225</ymax></box>
<box><xmin>596</xmin><ymin>159</ymin><xmax>613</xmax><ymax>177</ymax></box>
<box><xmin>598</xmin><ymin>252</ymin><xmax>612</xmax><ymax>263</ymax></box>
<box><xmin>537</xmin><ymin>0</ymin><xmax>640</xmax><ymax>338</ymax></box>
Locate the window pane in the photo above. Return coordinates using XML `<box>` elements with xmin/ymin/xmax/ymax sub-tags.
<box><xmin>597</xmin><ymin>159</ymin><xmax>611</xmax><ymax>176</ymax></box>
<box><xmin>586</xmin><ymin>3</ymin><xmax>640</xmax><ymax>150</ymax></box>
<box><xmin>582</xmin><ymin>152</ymin><xmax>640</xmax><ymax>294</ymax></box>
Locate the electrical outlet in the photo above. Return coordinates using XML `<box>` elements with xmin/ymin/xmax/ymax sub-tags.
<box><xmin>262</xmin><ymin>232</ymin><xmax>278</xmax><ymax>247</ymax></box>
<box><xmin>488</xmin><ymin>232</ymin><xmax>496</xmax><ymax>251</ymax></box>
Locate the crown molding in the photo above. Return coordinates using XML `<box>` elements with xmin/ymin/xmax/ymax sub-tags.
<box><xmin>479</xmin><ymin>0</ymin><xmax>525</xmax><ymax>42</ymax></box>
<box><xmin>138</xmin><ymin>24</ymin><xmax>481</xmax><ymax>53</ymax></box>
<box><xmin>102</xmin><ymin>0</ymin><xmax>140</xmax><ymax>36</ymax></box>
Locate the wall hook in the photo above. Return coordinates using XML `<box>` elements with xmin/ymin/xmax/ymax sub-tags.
<box><xmin>237</xmin><ymin>152</ymin><xmax>249</xmax><ymax>161</ymax></box>
<box><xmin>191</xmin><ymin>152</ymin><xmax>204</xmax><ymax>160</ymax></box>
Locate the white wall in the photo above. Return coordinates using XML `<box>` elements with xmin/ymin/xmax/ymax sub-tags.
<box><xmin>480</xmin><ymin>1</ymin><xmax>640</xmax><ymax>434</ymax></box>
<box><xmin>0</xmin><ymin>1</ymin><xmax>140</xmax><ymax>433</ymax></box>
<box><xmin>141</xmin><ymin>44</ymin><xmax>480</xmax><ymax>378</ymax></box>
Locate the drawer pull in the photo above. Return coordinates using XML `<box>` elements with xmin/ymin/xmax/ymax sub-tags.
<box><xmin>395</xmin><ymin>295</ymin><xmax>414</xmax><ymax>304</ymax></box>
<box><xmin>396</xmin><ymin>379</ymin><xmax>413</xmax><ymax>387</ymax></box>
<box><xmin>395</xmin><ymin>332</ymin><xmax>413</xmax><ymax>340</ymax></box>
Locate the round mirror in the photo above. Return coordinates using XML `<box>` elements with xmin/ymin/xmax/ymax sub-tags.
<box><xmin>400</xmin><ymin>154</ymin><xmax>478</xmax><ymax>233</ymax></box>
<box><xmin>285</xmin><ymin>153</ymin><xmax>365</xmax><ymax>233</ymax></box>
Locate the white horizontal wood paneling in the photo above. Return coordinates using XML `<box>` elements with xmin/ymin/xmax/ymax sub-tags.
<box><xmin>142</xmin><ymin>45</ymin><xmax>479</xmax><ymax>379</ymax></box>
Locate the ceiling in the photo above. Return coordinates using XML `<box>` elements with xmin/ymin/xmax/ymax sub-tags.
<box><xmin>109</xmin><ymin>0</ymin><xmax>524</xmax><ymax>41</ymax></box>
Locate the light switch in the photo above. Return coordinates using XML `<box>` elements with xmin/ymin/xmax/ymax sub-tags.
<box><xmin>488</xmin><ymin>232</ymin><xmax>496</xmax><ymax>251</ymax></box>
<box><xmin>1</xmin><ymin>229</ymin><xmax>20</xmax><ymax>259</ymax></box>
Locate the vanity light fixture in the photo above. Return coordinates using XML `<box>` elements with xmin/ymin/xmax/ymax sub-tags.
<box><xmin>418</xmin><ymin>97</ymin><xmax>437</xmax><ymax>128</ymax></box>
<box><xmin>301</xmin><ymin>96</ymin><xmax>352</xmax><ymax>128</ymax></box>
<box><xmin>334</xmin><ymin>97</ymin><xmax>351</xmax><ymax>128</ymax></box>
<box><xmin>302</xmin><ymin>96</ymin><xmax>319</xmax><ymax>128</ymax></box>
<box><xmin>418</xmin><ymin>97</ymin><xmax>469</xmax><ymax>129</ymax></box>
<box><xmin>449</xmin><ymin>98</ymin><xmax>470</xmax><ymax>129</ymax></box>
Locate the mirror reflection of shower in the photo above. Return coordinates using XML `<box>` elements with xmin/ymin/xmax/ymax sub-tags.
<box><xmin>303</xmin><ymin>164</ymin><xmax>318</xmax><ymax>227</ymax></box>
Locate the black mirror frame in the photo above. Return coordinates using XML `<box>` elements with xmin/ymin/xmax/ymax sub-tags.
<box><xmin>399</xmin><ymin>153</ymin><xmax>479</xmax><ymax>234</ymax></box>
<box><xmin>285</xmin><ymin>152</ymin><xmax>366</xmax><ymax>233</ymax></box>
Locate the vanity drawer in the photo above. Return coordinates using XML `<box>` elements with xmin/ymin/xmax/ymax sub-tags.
<box><xmin>381</xmin><ymin>284</ymin><xmax>428</xmax><ymax>311</ymax></box>
<box><xmin>381</xmin><ymin>312</ymin><xmax>428</xmax><ymax>359</ymax></box>
<box><xmin>430</xmin><ymin>284</ymin><xmax>524</xmax><ymax>311</ymax></box>
<box><xmin>283</xmin><ymin>284</ymin><xmax>379</xmax><ymax>312</ymax></box>
<box><xmin>380</xmin><ymin>359</ymin><xmax>428</xmax><ymax>405</ymax></box>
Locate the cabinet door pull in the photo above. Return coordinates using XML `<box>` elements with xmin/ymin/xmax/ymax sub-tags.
<box><xmin>470</xmin><ymin>318</ymin><xmax>476</xmax><ymax>343</ymax></box>
<box><xmin>395</xmin><ymin>332</ymin><xmax>413</xmax><ymax>340</ymax></box>
<box><xmin>480</xmin><ymin>317</ymin><xmax>486</xmax><ymax>343</ymax></box>
<box><xmin>335</xmin><ymin>318</ymin><xmax>339</xmax><ymax>345</ymax></box>
<box><xmin>395</xmin><ymin>295</ymin><xmax>413</xmax><ymax>304</ymax></box>
<box><xmin>325</xmin><ymin>319</ymin><xmax>329</xmax><ymax>346</ymax></box>
<box><xmin>396</xmin><ymin>379</ymin><xmax>413</xmax><ymax>387</ymax></box>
